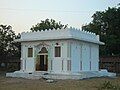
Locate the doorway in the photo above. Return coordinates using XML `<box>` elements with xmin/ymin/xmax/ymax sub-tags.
<box><xmin>39</xmin><ymin>55</ymin><xmax>48</xmax><ymax>71</ymax></box>
<box><xmin>36</xmin><ymin>47</ymin><xmax>48</xmax><ymax>71</ymax></box>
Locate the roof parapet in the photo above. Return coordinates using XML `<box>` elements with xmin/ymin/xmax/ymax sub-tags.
<box><xmin>21</xmin><ymin>27</ymin><xmax>97</xmax><ymax>36</ymax></box>
<box><xmin>16</xmin><ymin>28</ymin><xmax>104</xmax><ymax>45</ymax></box>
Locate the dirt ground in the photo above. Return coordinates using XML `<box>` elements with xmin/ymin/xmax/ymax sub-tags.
<box><xmin>0</xmin><ymin>72</ymin><xmax>120</xmax><ymax>90</ymax></box>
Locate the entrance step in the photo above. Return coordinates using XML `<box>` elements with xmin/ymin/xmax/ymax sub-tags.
<box><xmin>6</xmin><ymin>70</ymin><xmax>116</xmax><ymax>79</ymax></box>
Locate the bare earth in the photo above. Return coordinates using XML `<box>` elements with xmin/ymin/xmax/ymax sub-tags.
<box><xmin>0</xmin><ymin>73</ymin><xmax>120</xmax><ymax>90</ymax></box>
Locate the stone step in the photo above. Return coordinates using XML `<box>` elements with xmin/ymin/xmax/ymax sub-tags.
<box><xmin>6</xmin><ymin>70</ymin><xmax>116</xmax><ymax>79</ymax></box>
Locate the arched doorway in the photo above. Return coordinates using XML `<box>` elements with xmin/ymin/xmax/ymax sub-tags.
<box><xmin>36</xmin><ymin>47</ymin><xmax>48</xmax><ymax>71</ymax></box>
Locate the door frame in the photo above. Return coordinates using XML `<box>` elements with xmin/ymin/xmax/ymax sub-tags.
<box><xmin>36</xmin><ymin>53</ymin><xmax>48</xmax><ymax>71</ymax></box>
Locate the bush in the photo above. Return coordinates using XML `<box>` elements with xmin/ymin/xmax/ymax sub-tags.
<box><xmin>98</xmin><ymin>81</ymin><xmax>120</xmax><ymax>90</ymax></box>
<box><xmin>7</xmin><ymin>63</ymin><xmax>20</xmax><ymax>72</ymax></box>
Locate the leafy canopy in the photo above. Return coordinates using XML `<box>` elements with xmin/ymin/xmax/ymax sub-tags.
<box><xmin>30</xmin><ymin>19</ymin><xmax>68</xmax><ymax>32</ymax></box>
<box><xmin>0</xmin><ymin>25</ymin><xmax>20</xmax><ymax>60</ymax></box>
<box><xmin>82</xmin><ymin>6</ymin><xmax>120</xmax><ymax>56</ymax></box>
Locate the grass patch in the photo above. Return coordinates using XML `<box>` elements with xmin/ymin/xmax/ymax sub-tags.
<box><xmin>98</xmin><ymin>81</ymin><xmax>120</xmax><ymax>90</ymax></box>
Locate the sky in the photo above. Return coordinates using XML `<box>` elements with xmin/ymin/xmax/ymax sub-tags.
<box><xmin>0</xmin><ymin>0</ymin><xmax>119</xmax><ymax>34</ymax></box>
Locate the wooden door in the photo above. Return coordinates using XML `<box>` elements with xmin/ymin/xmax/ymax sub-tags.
<box><xmin>40</xmin><ymin>55</ymin><xmax>44</xmax><ymax>71</ymax></box>
<box><xmin>44</xmin><ymin>55</ymin><xmax>48</xmax><ymax>71</ymax></box>
<box><xmin>36</xmin><ymin>55</ymin><xmax>48</xmax><ymax>71</ymax></box>
<box><xmin>36</xmin><ymin>55</ymin><xmax>40</xmax><ymax>71</ymax></box>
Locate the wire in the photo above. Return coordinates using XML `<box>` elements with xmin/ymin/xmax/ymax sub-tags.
<box><xmin>0</xmin><ymin>8</ymin><xmax>97</xmax><ymax>13</ymax></box>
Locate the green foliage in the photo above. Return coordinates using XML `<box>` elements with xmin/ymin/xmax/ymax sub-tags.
<box><xmin>98</xmin><ymin>81</ymin><xmax>120</xmax><ymax>90</ymax></box>
<box><xmin>30</xmin><ymin>19</ymin><xmax>68</xmax><ymax>32</ymax></box>
<box><xmin>0</xmin><ymin>25</ymin><xmax>21</xmax><ymax>60</ymax></box>
<box><xmin>82</xmin><ymin>6</ymin><xmax>120</xmax><ymax>56</ymax></box>
<box><xmin>7</xmin><ymin>63</ymin><xmax>20</xmax><ymax>72</ymax></box>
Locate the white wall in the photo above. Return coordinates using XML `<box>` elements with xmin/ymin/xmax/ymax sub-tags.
<box><xmin>91</xmin><ymin>44</ymin><xmax>99</xmax><ymax>71</ymax></box>
<box><xmin>82</xmin><ymin>43</ymin><xmax>90</xmax><ymax>71</ymax></box>
<box><xmin>21</xmin><ymin>39</ymin><xmax>99</xmax><ymax>73</ymax></box>
<box><xmin>21</xmin><ymin>42</ymin><xmax>35</xmax><ymax>72</ymax></box>
<box><xmin>70</xmin><ymin>40</ymin><xmax>99</xmax><ymax>72</ymax></box>
<box><xmin>71</xmin><ymin>42</ymin><xmax>80</xmax><ymax>72</ymax></box>
<box><xmin>51</xmin><ymin>40</ymin><xmax>68</xmax><ymax>74</ymax></box>
<box><xmin>21</xmin><ymin>40</ymin><xmax>68</xmax><ymax>73</ymax></box>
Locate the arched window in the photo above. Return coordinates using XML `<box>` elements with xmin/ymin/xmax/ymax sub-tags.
<box><xmin>39</xmin><ymin>47</ymin><xmax>48</xmax><ymax>53</ymax></box>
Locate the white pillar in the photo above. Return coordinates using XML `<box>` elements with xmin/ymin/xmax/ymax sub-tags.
<box><xmin>20</xmin><ymin>57</ymin><xmax>23</xmax><ymax>70</ymax></box>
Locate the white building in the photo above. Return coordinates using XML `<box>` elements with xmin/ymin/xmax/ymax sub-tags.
<box><xmin>6</xmin><ymin>28</ymin><xmax>116</xmax><ymax>79</ymax></box>
<box><xmin>17</xmin><ymin>28</ymin><xmax>103</xmax><ymax>73</ymax></box>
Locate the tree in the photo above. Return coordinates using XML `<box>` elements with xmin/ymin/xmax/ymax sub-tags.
<box><xmin>82</xmin><ymin>6</ymin><xmax>120</xmax><ymax>56</ymax></box>
<box><xmin>30</xmin><ymin>19</ymin><xmax>68</xmax><ymax>32</ymax></box>
<box><xmin>0</xmin><ymin>25</ymin><xmax>21</xmax><ymax>60</ymax></box>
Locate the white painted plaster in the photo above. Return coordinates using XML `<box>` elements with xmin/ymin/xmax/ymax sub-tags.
<box><xmin>15</xmin><ymin>28</ymin><xmax>103</xmax><ymax>74</ymax></box>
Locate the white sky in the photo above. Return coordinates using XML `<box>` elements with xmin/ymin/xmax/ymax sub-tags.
<box><xmin>0</xmin><ymin>0</ymin><xmax>119</xmax><ymax>34</ymax></box>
